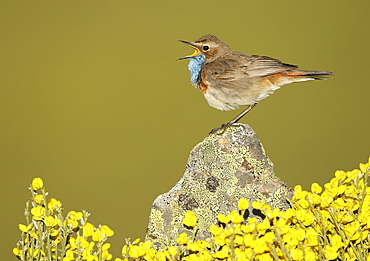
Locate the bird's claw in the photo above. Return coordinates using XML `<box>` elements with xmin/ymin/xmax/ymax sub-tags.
<box><xmin>209</xmin><ymin>123</ymin><xmax>234</xmax><ymax>135</ymax></box>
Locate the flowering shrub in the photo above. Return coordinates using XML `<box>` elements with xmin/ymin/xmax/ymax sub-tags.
<box><xmin>14</xmin><ymin>158</ymin><xmax>370</xmax><ymax>261</ymax></box>
<box><xmin>13</xmin><ymin>178</ymin><xmax>114</xmax><ymax>261</ymax></box>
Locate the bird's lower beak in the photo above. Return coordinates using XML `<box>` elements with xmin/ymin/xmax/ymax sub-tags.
<box><xmin>177</xmin><ymin>40</ymin><xmax>200</xmax><ymax>60</ymax></box>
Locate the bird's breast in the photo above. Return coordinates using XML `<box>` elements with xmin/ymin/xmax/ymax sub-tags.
<box><xmin>187</xmin><ymin>54</ymin><xmax>206</xmax><ymax>86</ymax></box>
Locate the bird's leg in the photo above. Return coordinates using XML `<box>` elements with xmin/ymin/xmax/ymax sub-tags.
<box><xmin>228</xmin><ymin>103</ymin><xmax>257</xmax><ymax>125</ymax></box>
<box><xmin>210</xmin><ymin>103</ymin><xmax>257</xmax><ymax>135</ymax></box>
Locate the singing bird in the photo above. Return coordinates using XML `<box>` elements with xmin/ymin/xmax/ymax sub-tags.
<box><xmin>178</xmin><ymin>34</ymin><xmax>333</xmax><ymax>133</ymax></box>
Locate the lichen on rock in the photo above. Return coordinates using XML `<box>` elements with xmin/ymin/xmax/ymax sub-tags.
<box><xmin>145</xmin><ymin>124</ymin><xmax>293</xmax><ymax>250</ymax></box>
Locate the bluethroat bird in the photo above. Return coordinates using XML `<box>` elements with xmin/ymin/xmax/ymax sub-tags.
<box><xmin>178</xmin><ymin>34</ymin><xmax>333</xmax><ymax>134</ymax></box>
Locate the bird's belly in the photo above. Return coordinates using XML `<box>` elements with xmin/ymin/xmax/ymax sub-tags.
<box><xmin>203</xmin><ymin>87</ymin><xmax>256</xmax><ymax>111</ymax></box>
<box><xmin>202</xmin><ymin>77</ymin><xmax>282</xmax><ymax>111</ymax></box>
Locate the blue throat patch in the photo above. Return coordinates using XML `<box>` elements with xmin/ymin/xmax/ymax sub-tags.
<box><xmin>187</xmin><ymin>54</ymin><xmax>206</xmax><ymax>86</ymax></box>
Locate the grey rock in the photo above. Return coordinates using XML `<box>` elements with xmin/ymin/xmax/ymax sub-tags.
<box><xmin>145</xmin><ymin>124</ymin><xmax>293</xmax><ymax>250</ymax></box>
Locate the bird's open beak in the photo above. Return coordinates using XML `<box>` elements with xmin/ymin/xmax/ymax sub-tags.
<box><xmin>177</xmin><ymin>40</ymin><xmax>200</xmax><ymax>60</ymax></box>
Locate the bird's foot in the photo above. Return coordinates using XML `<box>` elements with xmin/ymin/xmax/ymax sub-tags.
<box><xmin>209</xmin><ymin>122</ymin><xmax>235</xmax><ymax>135</ymax></box>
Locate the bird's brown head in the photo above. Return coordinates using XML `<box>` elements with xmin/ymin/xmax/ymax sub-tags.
<box><xmin>178</xmin><ymin>34</ymin><xmax>231</xmax><ymax>62</ymax></box>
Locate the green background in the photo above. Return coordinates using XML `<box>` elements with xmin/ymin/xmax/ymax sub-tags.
<box><xmin>1</xmin><ymin>0</ymin><xmax>369</xmax><ymax>259</ymax></box>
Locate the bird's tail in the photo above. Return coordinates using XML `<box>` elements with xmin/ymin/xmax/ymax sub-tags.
<box><xmin>286</xmin><ymin>70</ymin><xmax>334</xmax><ymax>80</ymax></box>
<box><xmin>267</xmin><ymin>70</ymin><xmax>333</xmax><ymax>87</ymax></box>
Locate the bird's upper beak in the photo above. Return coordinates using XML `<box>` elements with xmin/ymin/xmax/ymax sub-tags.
<box><xmin>177</xmin><ymin>40</ymin><xmax>200</xmax><ymax>60</ymax></box>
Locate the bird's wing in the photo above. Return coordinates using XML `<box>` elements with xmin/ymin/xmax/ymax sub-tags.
<box><xmin>245</xmin><ymin>54</ymin><xmax>298</xmax><ymax>77</ymax></box>
<box><xmin>202</xmin><ymin>53</ymin><xmax>297</xmax><ymax>86</ymax></box>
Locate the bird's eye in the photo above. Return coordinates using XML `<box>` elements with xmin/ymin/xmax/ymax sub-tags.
<box><xmin>202</xmin><ymin>45</ymin><xmax>210</xmax><ymax>51</ymax></box>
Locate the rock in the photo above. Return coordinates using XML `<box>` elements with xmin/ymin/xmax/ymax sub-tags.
<box><xmin>145</xmin><ymin>124</ymin><xmax>293</xmax><ymax>250</ymax></box>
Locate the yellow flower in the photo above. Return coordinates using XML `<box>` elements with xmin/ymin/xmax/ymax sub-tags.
<box><xmin>30</xmin><ymin>231</ymin><xmax>38</xmax><ymax>238</ymax></box>
<box><xmin>144</xmin><ymin>248</ymin><xmax>155</xmax><ymax>261</ymax></box>
<box><xmin>101</xmin><ymin>225</ymin><xmax>114</xmax><ymax>237</ymax></box>
<box><xmin>334</xmin><ymin>170</ymin><xmax>346</xmax><ymax>181</ymax></box>
<box><xmin>327</xmin><ymin>177</ymin><xmax>339</xmax><ymax>188</ymax></box>
<box><xmin>234</xmin><ymin>235</ymin><xmax>243</xmax><ymax>246</ymax></box>
<box><xmin>176</xmin><ymin>232</ymin><xmax>189</xmax><ymax>244</ymax></box>
<box><xmin>139</xmin><ymin>241</ymin><xmax>152</xmax><ymax>250</ymax></box>
<box><xmin>183</xmin><ymin>210</ymin><xmax>198</xmax><ymax>227</ymax></box>
<box><xmin>13</xmin><ymin>248</ymin><xmax>22</xmax><ymax>257</ymax></box>
<box><xmin>67</xmin><ymin>219</ymin><xmax>79</xmax><ymax>228</ymax></box>
<box><xmin>306</xmin><ymin>229</ymin><xmax>318</xmax><ymax>246</ymax></box>
<box><xmin>238</xmin><ymin>198</ymin><xmax>249</xmax><ymax>211</ymax></box>
<box><xmin>50</xmin><ymin>228</ymin><xmax>59</xmax><ymax>237</ymax></box>
<box><xmin>282</xmin><ymin>233</ymin><xmax>299</xmax><ymax>247</ymax></box>
<box><xmin>256</xmin><ymin>218</ymin><xmax>270</xmax><ymax>234</ymax></box>
<box><xmin>332</xmin><ymin>198</ymin><xmax>348</xmax><ymax>210</ymax></box>
<box><xmin>217</xmin><ymin>213</ymin><xmax>230</xmax><ymax>224</ymax></box>
<box><xmin>199</xmin><ymin>250</ymin><xmax>212</xmax><ymax>261</ymax></box>
<box><xmin>345</xmin><ymin>169</ymin><xmax>360</xmax><ymax>183</ymax></box>
<box><xmin>69</xmin><ymin>211</ymin><xmax>83</xmax><ymax>220</ymax></box>
<box><xmin>76</xmin><ymin>236</ymin><xmax>89</xmax><ymax>248</ymax></box>
<box><xmin>214</xmin><ymin>233</ymin><xmax>226</xmax><ymax>245</ymax></box>
<box><xmin>102</xmin><ymin>243</ymin><xmax>111</xmax><ymax>251</ymax></box>
<box><xmin>212</xmin><ymin>246</ymin><xmax>228</xmax><ymax>259</ymax></box>
<box><xmin>291</xmin><ymin>249</ymin><xmax>303</xmax><ymax>261</ymax></box>
<box><xmin>294</xmin><ymin>190</ymin><xmax>308</xmax><ymax>201</ymax></box>
<box><xmin>84</xmin><ymin>255</ymin><xmax>98</xmax><ymax>261</ymax></box>
<box><xmin>340</xmin><ymin>213</ymin><xmax>354</xmax><ymax>224</ymax></box>
<box><xmin>311</xmin><ymin>183</ymin><xmax>322</xmax><ymax>194</ymax></box>
<box><xmin>263</xmin><ymin>232</ymin><xmax>275</xmax><ymax>244</ymax></box>
<box><xmin>83</xmin><ymin>223</ymin><xmax>95</xmax><ymax>238</ymax></box>
<box><xmin>296</xmin><ymin>209</ymin><xmax>314</xmax><ymax>226</ymax></box>
<box><xmin>320</xmin><ymin>194</ymin><xmax>333</xmax><ymax>208</ymax></box>
<box><xmin>343</xmin><ymin>221</ymin><xmax>360</xmax><ymax>239</ymax></box>
<box><xmin>44</xmin><ymin>216</ymin><xmax>59</xmax><ymax>227</ymax></box>
<box><xmin>324</xmin><ymin>245</ymin><xmax>339</xmax><ymax>260</ymax></box>
<box><xmin>330</xmin><ymin>234</ymin><xmax>345</xmax><ymax>249</ymax></box>
<box><xmin>294</xmin><ymin>185</ymin><xmax>302</xmax><ymax>194</ymax></box>
<box><xmin>33</xmin><ymin>249</ymin><xmax>46</xmax><ymax>258</ymax></box>
<box><xmin>252</xmin><ymin>200</ymin><xmax>266</xmax><ymax>210</ymax></box>
<box><xmin>102</xmin><ymin>250</ymin><xmax>113</xmax><ymax>260</ymax></box>
<box><xmin>266</xmin><ymin>207</ymin><xmax>281</xmax><ymax>219</ymax></box>
<box><xmin>34</xmin><ymin>194</ymin><xmax>44</xmax><ymax>204</ymax></box>
<box><xmin>275</xmin><ymin>218</ymin><xmax>290</xmax><ymax>235</ymax></box>
<box><xmin>304</xmin><ymin>249</ymin><xmax>317</xmax><ymax>261</ymax></box>
<box><xmin>155</xmin><ymin>251</ymin><xmax>166</xmax><ymax>261</ymax></box>
<box><xmin>129</xmin><ymin>245</ymin><xmax>145</xmax><ymax>258</ymax></box>
<box><xmin>297</xmin><ymin>198</ymin><xmax>309</xmax><ymax>209</ymax></box>
<box><xmin>254</xmin><ymin>237</ymin><xmax>270</xmax><ymax>254</ymax></box>
<box><xmin>168</xmin><ymin>246</ymin><xmax>177</xmax><ymax>257</ymax></box>
<box><xmin>31</xmin><ymin>206</ymin><xmax>45</xmax><ymax>220</ymax></box>
<box><xmin>69</xmin><ymin>237</ymin><xmax>77</xmax><ymax>249</ymax></box>
<box><xmin>31</xmin><ymin>177</ymin><xmax>44</xmax><ymax>190</ymax></box>
<box><xmin>47</xmin><ymin>198</ymin><xmax>62</xmax><ymax>210</ymax></box>
<box><xmin>243</xmin><ymin>233</ymin><xmax>255</xmax><ymax>247</ymax></box>
<box><xmin>188</xmin><ymin>242</ymin><xmax>203</xmax><ymax>252</ymax></box>
<box><xmin>121</xmin><ymin>245</ymin><xmax>127</xmax><ymax>256</ymax></box>
<box><xmin>359</xmin><ymin>162</ymin><xmax>369</xmax><ymax>173</ymax></box>
<box><xmin>257</xmin><ymin>253</ymin><xmax>273</xmax><ymax>261</ymax></box>
<box><xmin>228</xmin><ymin>210</ymin><xmax>244</xmax><ymax>224</ymax></box>
<box><xmin>344</xmin><ymin>185</ymin><xmax>356</xmax><ymax>197</ymax></box>
<box><xmin>92</xmin><ymin>230</ymin><xmax>104</xmax><ymax>242</ymax></box>
<box><xmin>210</xmin><ymin>225</ymin><xmax>223</xmax><ymax>236</ymax></box>
<box><xmin>279</xmin><ymin>208</ymin><xmax>294</xmax><ymax>220</ymax></box>
<box><xmin>307</xmin><ymin>193</ymin><xmax>321</xmax><ymax>205</ymax></box>
<box><xmin>18</xmin><ymin>223</ymin><xmax>32</xmax><ymax>232</ymax></box>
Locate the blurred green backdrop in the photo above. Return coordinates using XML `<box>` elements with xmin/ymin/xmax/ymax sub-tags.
<box><xmin>1</xmin><ymin>0</ymin><xmax>369</xmax><ymax>259</ymax></box>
